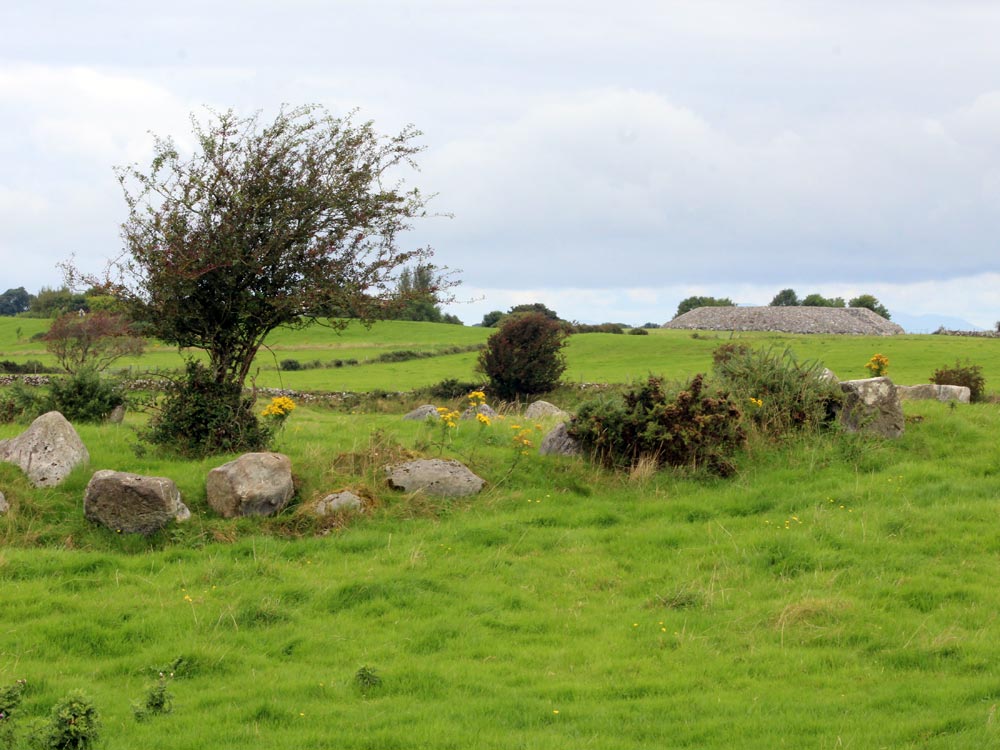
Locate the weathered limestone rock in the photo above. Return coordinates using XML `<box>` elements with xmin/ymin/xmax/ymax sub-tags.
<box><xmin>525</xmin><ymin>400</ymin><xmax>570</xmax><ymax>420</ymax></box>
<box><xmin>403</xmin><ymin>404</ymin><xmax>440</xmax><ymax>421</ymax></box>
<box><xmin>838</xmin><ymin>377</ymin><xmax>905</xmax><ymax>438</ymax></box>
<box><xmin>315</xmin><ymin>490</ymin><xmax>364</xmax><ymax>515</ymax></box>
<box><xmin>0</xmin><ymin>411</ymin><xmax>89</xmax><ymax>487</ymax></box>
<box><xmin>84</xmin><ymin>470</ymin><xmax>190</xmax><ymax>535</ymax></box>
<box><xmin>539</xmin><ymin>422</ymin><xmax>581</xmax><ymax>456</ymax></box>
<box><xmin>385</xmin><ymin>458</ymin><xmax>484</xmax><ymax>497</ymax></box>
<box><xmin>206</xmin><ymin>452</ymin><xmax>294</xmax><ymax>518</ymax></box>
<box><xmin>107</xmin><ymin>404</ymin><xmax>127</xmax><ymax>423</ymax></box>
<box><xmin>0</xmin><ymin>490</ymin><xmax>7</xmax><ymax>515</ymax></box>
<box><xmin>819</xmin><ymin>368</ymin><xmax>839</xmax><ymax>383</ymax></box>
<box><xmin>461</xmin><ymin>404</ymin><xmax>498</xmax><ymax>420</ymax></box>
<box><xmin>897</xmin><ymin>384</ymin><xmax>971</xmax><ymax>403</ymax></box>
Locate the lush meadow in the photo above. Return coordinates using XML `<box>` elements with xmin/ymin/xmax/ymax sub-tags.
<box><xmin>1</xmin><ymin>321</ymin><xmax>999</xmax><ymax>748</ymax></box>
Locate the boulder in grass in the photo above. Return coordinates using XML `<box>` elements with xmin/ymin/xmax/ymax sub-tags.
<box><xmin>461</xmin><ymin>404</ymin><xmax>498</xmax><ymax>421</ymax></box>
<box><xmin>837</xmin><ymin>377</ymin><xmax>904</xmax><ymax>438</ymax></box>
<box><xmin>525</xmin><ymin>400</ymin><xmax>570</xmax><ymax>420</ymax></box>
<box><xmin>539</xmin><ymin>422</ymin><xmax>581</xmax><ymax>456</ymax></box>
<box><xmin>206</xmin><ymin>452</ymin><xmax>294</xmax><ymax>518</ymax></box>
<box><xmin>896</xmin><ymin>384</ymin><xmax>971</xmax><ymax>403</ymax></box>
<box><xmin>403</xmin><ymin>404</ymin><xmax>441</xmax><ymax>421</ymax></box>
<box><xmin>385</xmin><ymin>458</ymin><xmax>484</xmax><ymax>497</ymax></box>
<box><xmin>84</xmin><ymin>470</ymin><xmax>190</xmax><ymax>535</ymax></box>
<box><xmin>0</xmin><ymin>411</ymin><xmax>89</xmax><ymax>487</ymax></box>
<box><xmin>0</xmin><ymin>490</ymin><xmax>7</xmax><ymax>515</ymax></box>
<box><xmin>315</xmin><ymin>490</ymin><xmax>364</xmax><ymax>515</ymax></box>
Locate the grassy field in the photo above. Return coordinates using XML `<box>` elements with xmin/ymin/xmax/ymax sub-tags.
<box><xmin>1</xmin><ymin>321</ymin><xmax>1000</xmax><ymax>747</ymax></box>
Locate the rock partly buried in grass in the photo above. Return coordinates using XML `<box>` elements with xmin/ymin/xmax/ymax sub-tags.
<box><xmin>315</xmin><ymin>490</ymin><xmax>364</xmax><ymax>515</ymax></box>
<box><xmin>896</xmin><ymin>384</ymin><xmax>971</xmax><ymax>403</ymax></box>
<box><xmin>0</xmin><ymin>411</ymin><xmax>89</xmax><ymax>487</ymax></box>
<box><xmin>206</xmin><ymin>452</ymin><xmax>294</xmax><ymax>518</ymax></box>
<box><xmin>525</xmin><ymin>400</ymin><xmax>570</xmax><ymax>420</ymax></box>
<box><xmin>402</xmin><ymin>404</ymin><xmax>440</xmax><ymax>421</ymax></box>
<box><xmin>461</xmin><ymin>403</ymin><xmax>498</xmax><ymax>420</ymax></box>
<box><xmin>837</xmin><ymin>377</ymin><xmax>905</xmax><ymax>438</ymax></box>
<box><xmin>0</xmin><ymin>490</ymin><xmax>7</xmax><ymax>515</ymax></box>
<box><xmin>84</xmin><ymin>470</ymin><xmax>190</xmax><ymax>535</ymax></box>
<box><xmin>539</xmin><ymin>422</ymin><xmax>581</xmax><ymax>456</ymax></box>
<box><xmin>385</xmin><ymin>459</ymin><xmax>485</xmax><ymax>497</ymax></box>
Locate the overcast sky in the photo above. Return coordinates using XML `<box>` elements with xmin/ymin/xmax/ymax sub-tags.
<box><xmin>2</xmin><ymin>1</ymin><xmax>999</xmax><ymax>329</ymax></box>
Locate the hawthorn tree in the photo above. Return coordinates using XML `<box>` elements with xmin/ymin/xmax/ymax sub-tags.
<box><xmin>100</xmin><ymin>106</ymin><xmax>446</xmax><ymax>453</ymax></box>
<box><xmin>43</xmin><ymin>311</ymin><xmax>145</xmax><ymax>374</ymax></box>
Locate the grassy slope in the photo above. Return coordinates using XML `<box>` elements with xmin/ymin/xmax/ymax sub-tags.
<box><xmin>2</xmin><ymin>395</ymin><xmax>1000</xmax><ymax>747</ymax></box>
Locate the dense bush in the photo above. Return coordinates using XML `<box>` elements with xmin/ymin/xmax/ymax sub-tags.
<box><xmin>425</xmin><ymin>378</ymin><xmax>485</xmax><ymax>400</ymax></box>
<box><xmin>569</xmin><ymin>374</ymin><xmax>745</xmax><ymax>476</ymax></box>
<box><xmin>0</xmin><ymin>360</ymin><xmax>56</xmax><ymax>374</ymax></box>
<box><xmin>712</xmin><ymin>345</ymin><xmax>840</xmax><ymax>436</ymax></box>
<box><xmin>46</xmin><ymin>370</ymin><xmax>125</xmax><ymax>423</ymax></box>
<box><xmin>931</xmin><ymin>360</ymin><xmax>986</xmax><ymax>402</ymax></box>
<box><xmin>569</xmin><ymin>323</ymin><xmax>625</xmax><ymax>334</ymax></box>
<box><xmin>35</xmin><ymin>690</ymin><xmax>101</xmax><ymax>750</ymax></box>
<box><xmin>146</xmin><ymin>361</ymin><xmax>270</xmax><ymax>457</ymax></box>
<box><xmin>279</xmin><ymin>358</ymin><xmax>303</xmax><ymax>371</ymax></box>
<box><xmin>478</xmin><ymin>313</ymin><xmax>567</xmax><ymax>399</ymax></box>
<box><xmin>628</xmin><ymin>327</ymin><xmax>649</xmax><ymax>335</ymax></box>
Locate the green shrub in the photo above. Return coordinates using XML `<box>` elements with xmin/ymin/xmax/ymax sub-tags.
<box><xmin>568</xmin><ymin>374</ymin><xmax>745</xmax><ymax>476</ymax></box>
<box><xmin>279</xmin><ymin>359</ymin><xmax>303</xmax><ymax>371</ymax></box>
<box><xmin>713</xmin><ymin>345</ymin><xmax>840</xmax><ymax>437</ymax></box>
<box><xmin>478</xmin><ymin>313</ymin><xmax>567</xmax><ymax>400</ymax></box>
<box><xmin>426</xmin><ymin>378</ymin><xmax>484</xmax><ymax>400</ymax></box>
<box><xmin>46</xmin><ymin>370</ymin><xmax>125</xmax><ymax>423</ymax></box>
<box><xmin>146</xmin><ymin>361</ymin><xmax>270</xmax><ymax>457</ymax></box>
<box><xmin>930</xmin><ymin>360</ymin><xmax>986</xmax><ymax>402</ymax></box>
<box><xmin>628</xmin><ymin>328</ymin><xmax>649</xmax><ymax>336</ymax></box>
<box><xmin>34</xmin><ymin>690</ymin><xmax>100</xmax><ymax>750</ymax></box>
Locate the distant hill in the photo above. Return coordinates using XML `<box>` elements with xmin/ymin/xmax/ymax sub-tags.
<box><xmin>890</xmin><ymin>312</ymin><xmax>983</xmax><ymax>334</ymax></box>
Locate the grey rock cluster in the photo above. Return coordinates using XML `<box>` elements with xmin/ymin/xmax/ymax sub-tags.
<box><xmin>664</xmin><ymin>306</ymin><xmax>904</xmax><ymax>335</ymax></box>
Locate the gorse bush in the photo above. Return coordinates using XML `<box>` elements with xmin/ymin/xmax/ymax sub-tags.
<box><xmin>45</xmin><ymin>369</ymin><xmax>124</xmax><ymax>423</ymax></box>
<box><xmin>146</xmin><ymin>361</ymin><xmax>270</xmax><ymax>457</ymax></box>
<box><xmin>931</xmin><ymin>360</ymin><xmax>986</xmax><ymax>402</ymax></box>
<box><xmin>34</xmin><ymin>690</ymin><xmax>100</xmax><ymax>750</ymax></box>
<box><xmin>569</xmin><ymin>374</ymin><xmax>745</xmax><ymax>476</ymax></box>
<box><xmin>712</xmin><ymin>345</ymin><xmax>840</xmax><ymax>437</ymax></box>
<box><xmin>478</xmin><ymin>313</ymin><xmax>567</xmax><ymax>400</ymax></box>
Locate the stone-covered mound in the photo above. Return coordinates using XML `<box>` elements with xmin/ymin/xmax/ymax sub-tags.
<box><xmin>664</xmin><ymin>306</ymin><xmax>904</xmax><ymax>335</ymax></box>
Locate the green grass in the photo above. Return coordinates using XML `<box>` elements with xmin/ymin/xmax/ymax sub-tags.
<box><xmin>2</xmin><ymin>394</ymin><xmax>1000</xmax><ymax>747</ymax></box>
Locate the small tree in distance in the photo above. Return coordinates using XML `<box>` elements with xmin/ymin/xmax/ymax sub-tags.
<box><xmin>43</xmin><ymin>311</ymin><xmax>145</xmax><ymax>374</ymax></box>
<box><xmin>769</xmin><ymin>288</ymin><xmax>799</xmax><ymax>306</ymax></box>
<box><xmin>849</xmin><ymin>294</ymin><xmax>891</xmax><ymax>320</ymax></box>
<box><xmin>674</xmin><ymin>296</ymin><xmax>734</xmax><ymax>318</ymax></box>
<box><xmin>478</xmin><ymin>313</ymin><xmax>567</xmax><ymax>400</ymax></box>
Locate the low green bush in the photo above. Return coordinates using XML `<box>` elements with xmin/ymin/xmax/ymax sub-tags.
<box><xmin>569</xmin><ymin>374</ymin><xmax>745</xmax><ymax>476</ymax></box>
<box><xmin>46</xmin><ymin>370</ymin><xmax>125</xmax><ymax>423</ymax></box>
<box><xmin>713</xmin><ymin>345</ymin><xmax>839</xmax><ymax>437</ymax></box>
<box><xmin>35</xmin><ymin>690</ymin><xmax>100</xmax><ymax>750</ymax></box>
<box><xmin>279</xmin><ymin>358</ymin><xmax>303</xmax><ymax>371</ymax></box>
<box><xmin>930</xmin><ymin>360</ymin><xmax>986</xmax><ymax>402</ymax></box>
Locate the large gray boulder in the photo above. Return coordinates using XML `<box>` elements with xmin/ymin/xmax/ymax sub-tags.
<box><xmin>84</xmin><ymin>470</ymin><xmax>190</xmax><ymax>535</ymax></box>
<box><xmin>525</xmin><ymin>400</ymin><xmax>570</xmax><ymax>420</ymax></box>
<box><xmin>897</xmin><ymin>384</ymin><xmax>971</xmax><ymax>403</ymax></box>
<box><xmin>385</xmin><ymin>459</ymin><xmax>484</xmax><ymax>497</ymax></box>
<box><xmin>402</xmin><ymin>404</ymin><xmax>440</xmax><ymax>421</ymax></box>
<box><xmin>0</xmin><ymin>411</ymin><xmax>89</xmax><ymax>487</ymax></box>
<box><xmin>838</xmin><ymin>377</ymin><xmax>905</xmax><ymax>438</ymax></box>
<box><xmin>539</xmin><ymin>422</ymin><xmax>581</xmax><ymax>456</ymax></box>
<box><xmin>206</xmin><ymin>452</ymin><xmax>294</xmax><ymax>518</ymax></box>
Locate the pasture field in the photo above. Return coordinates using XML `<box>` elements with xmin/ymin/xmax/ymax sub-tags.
<box><xmin>0</xmin><ymin>321</ymin><xmax>999</xmax><ymax>747</ymax></box>
<box><xmin>1</xmin><ymin>316</ymin><xmax>999</xmax><ymax>392</ymax></box>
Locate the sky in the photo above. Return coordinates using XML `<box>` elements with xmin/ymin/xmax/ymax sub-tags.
<box><xmin>2</xmin><ymin>1</ymin><xmax>999</xmax><ymax>330</ymax></box>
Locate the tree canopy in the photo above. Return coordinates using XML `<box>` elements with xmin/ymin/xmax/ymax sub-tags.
<box><xmin>848</xmin><ymin>294</ymin><xmax>891</xmax><ymax>319</ymax></box>
<box><xmin>0</xmin><ymin>287</ymin><xmax>33</xmax><ymax>316</ymax></box>
<box><xmin>674</xmin><ymin>296</ymin><xmax>734</xmax><ymax>319</ymax></box>
<box><xmin>800</xmin><ymin>293</ymin><xmax>846</xmax><ymax>308</ymax></box>
<box><xmin>769</xmin><ymin>288</ymin><xmax>799</xmax><ymax>307</ymax></box>
<box><xmin>104</xmin><ymin>105</ymin><xmax>445</xmax><ymax>387</ymax></box>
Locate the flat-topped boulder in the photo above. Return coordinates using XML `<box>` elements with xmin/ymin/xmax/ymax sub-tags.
<box><xmin>206</xmin><ymin>452</ymin><xmax>294</xmax><ymax>518</ymax></box>
<box><xmin>402</xmin><ymin>404</ymin><xmax>440</xmax><ymax>421</ymax></box>
<box><xmin>84</xmin><ymin>470</ymin><xmax>190</xmax><ymax>535</ymax></box>
<box><xmin>897</xmin><ymin>384</ymin><xmax>971</xmax><ymax>403</ymax></box>
<box><xmin>837</xmin><ymin>377</ymin><xmax>904</xmax><ymax>438</ymax></box>
<box><xmin>0</xmin><ymin>411</ymin><xmax>89</xmax><ymax>487</ymax></box>
<box><xmin>385</xmin><ymin>458</ymin><xmax>484</xmax><ymax>497</ymax></box>
<box><xmin>525</xmin><ymin>400</ymin><xmax>570</xmax><ymax>420</ymax></box>
<box><xmin>664</xmin><ymin>306</ymin><xmax>904</xmax><ymax>335</ymax></box>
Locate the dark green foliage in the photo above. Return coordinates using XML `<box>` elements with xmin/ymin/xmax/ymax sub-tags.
<box><xmin>674</xmin><ymin>296</ymin><xmax>734</xmax><ymax>318</ymax></box>
<box><xmin>0</xmin><ymin>287</ymin><xmax>33</xmax><ymax>316</ymax></box>
<box><xmin>570</xmin><ymin>323</ymin><xmax>625</xmax><ymax>334</ymax></box>
<box><xmin>0</xmin><ymin>679</ymin><xmax>26</xmax><ymax>721</ymax></box>
<box><xmin>508</xmin><ymin>302</ymin><xmax>559</xmax><ymax>320</ymax></box>
<box><xmin>34</xmin><ymin>691</ymin><xmax>100</xmax><ymax>750</ymax></box>
<box><xmin>640</xmin><ymin>322</ymin><xmax>661</xmax><ymax>329</ymax></box>
<box><xmin>0</xmin><ymin>360</ymin><xmax>55</xmax><ymax>374</ymax></box>
<box><xmin>132</xmin><ymin>674</ymin><xmax>173</xmax><ymax>722</ymax></box>
<box><xmin>848</xmin><ymin>294</ymin><xmax>891</xmax><ymax>320</ymax></box>
<box><xmin>45</xmin><ymin>370</ymin><xmax>125</xmax><ymax>423</ymax></box>
<box><xmin>26</xmin><ymin>287</ymin><xmax>88</xmax><ymax>318</ymax></box>
<box><xmin>800</xmin><ymin>293</ymin><xmax>845</xmax><ymax>308</ymax></box>
<box><xmin>279</xmin><ymin>359</ymin><xmax>303</xmax><ymax>371</ymax></box>
<box><xmin>628</xmin><ymin>327</ymin><xmax>649</xmax><ymax>335</ymax></box>
<box><xmin>478</xmin><ymin>313</ymin><xmax>567</xmax><ymax>399</ymax></box>
<box><xmin>354</xmin><ymin>666</ymin><xmax>382</xmax><ymax>694</ymax></box>
<box><xmin>931</xmin><ymin>360</ymin><xmax>986</xmax><ymax>402</ymax></box>
<box><xmin>392</xmin><ymin>264</ymin><xmax>454</xmax><ymax>323</ymax></box>
<box><xmin>569</xmin><ymin>374</ymin><xmax>745</xmax><ymax>476</ymax></box>
<box><xmin>425</xmin><ymin>378</ymin><xmax>484</xmax><ymax>400</ymax></box>
<box><xmin>146</xmin><ymin>361</ymin><xmax>269</xmax><ymax>457</ymax></box>
<box><xmin>713</xmin><ymin>345</ymin><xmax>840</xmax><ymax>436</ymax></box>
<box><xmin>769</xmin><ymin>288</ymin><xmax>799</xmax><ymax>306</ymax></box>
<box><xmin>480</xmin><ymin>310</ymin><xmax>505</xmax><ymax>327</ymax></box>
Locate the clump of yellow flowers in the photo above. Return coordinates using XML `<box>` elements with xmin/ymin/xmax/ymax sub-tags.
<box><xmin>865</xmin><ymin>353</ymin><xmax>889</xmax><ymax>377</ymax></box>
